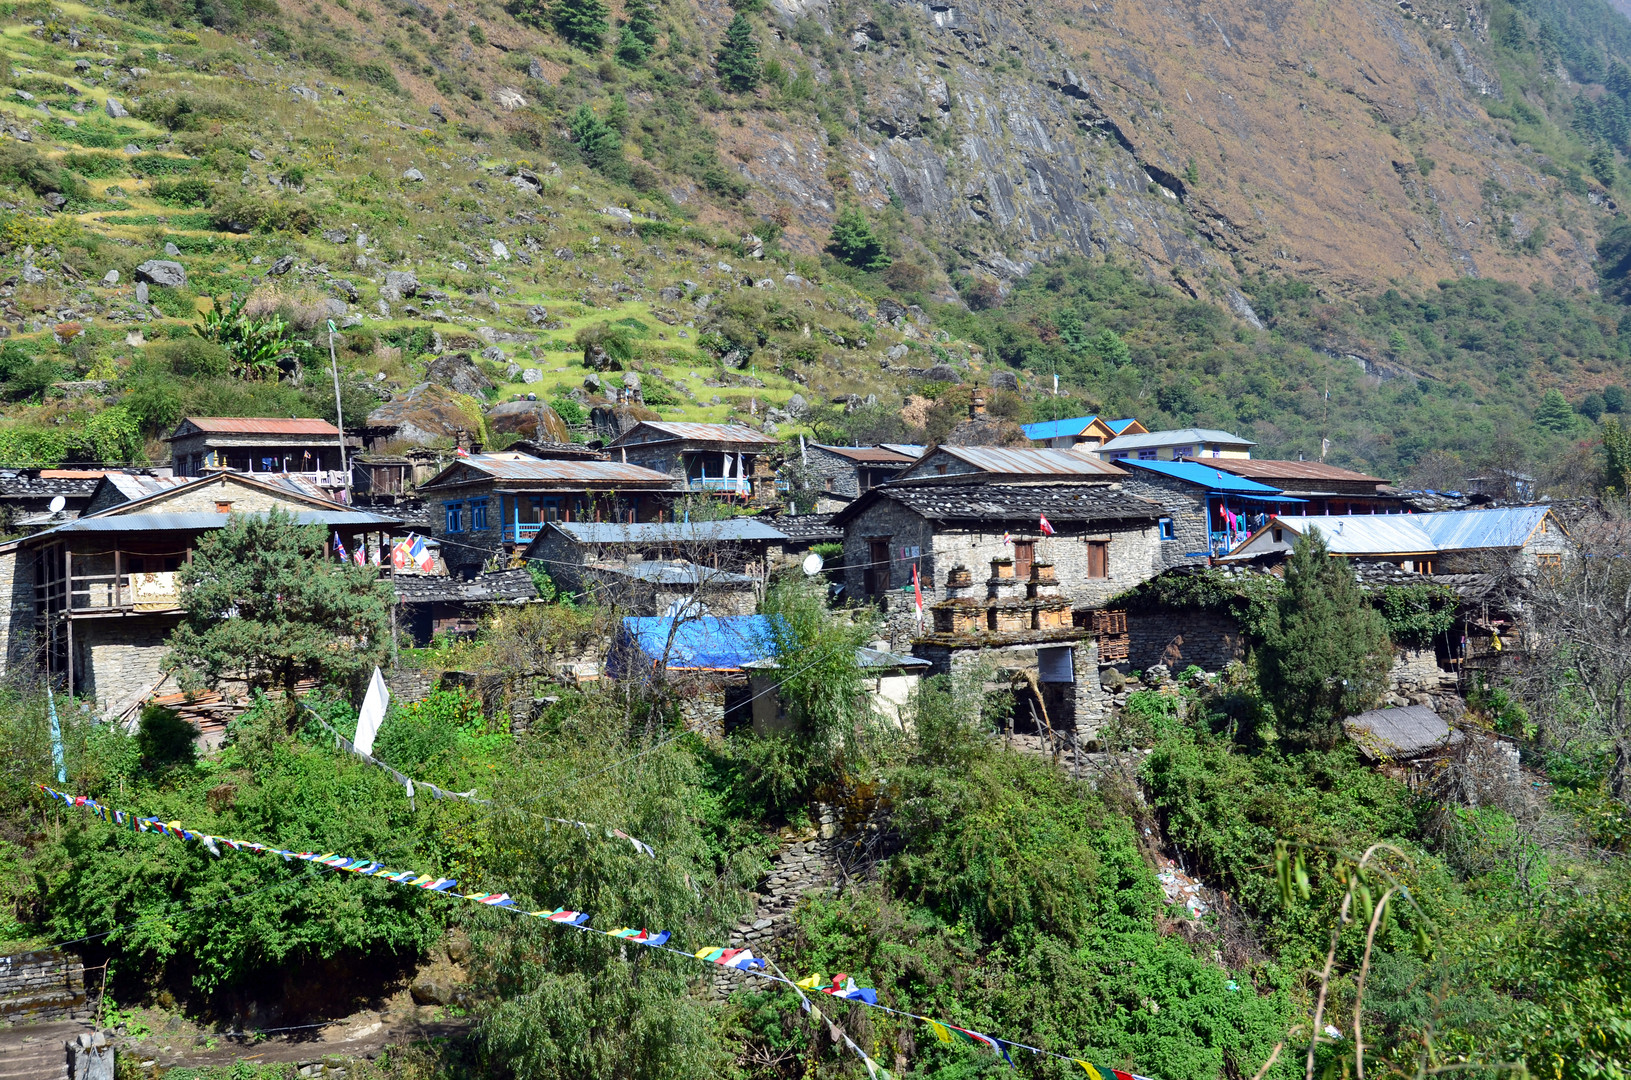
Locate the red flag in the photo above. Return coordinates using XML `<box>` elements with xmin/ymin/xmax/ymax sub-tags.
<box><xmin>1038</xmin><ymin>513</ymin><xmax>1056</xmax><ymax>536</ymax></box>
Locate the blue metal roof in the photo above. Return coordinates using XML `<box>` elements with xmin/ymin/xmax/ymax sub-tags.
<box><xmin>1104</xmin><ymin>418</ymin><xmax>1141</xmax><ymax>435</ymax></box>
<box><xmin>1417</xmin><ymin>506</ymin><xmax>1551</xmax><ymax>551</ymax></box>
<box><xmin>1122</xmin><ymin>459</ymin><xmax>1287</xmax><ymax>495</ymax></box>
<box><xmin>1022</xmin><ymin>414</ymin><xmax>1102</xmax><ymax>441</ymax></box>
<box><xmin>544</xmin><ymin>520</ymin><xmax>788</xmax><ymax>544</ymax></box>
<box><xmin>617</xmin><ymin>615</ymin><xmax>777</xmax><ymax>670</ymax></box>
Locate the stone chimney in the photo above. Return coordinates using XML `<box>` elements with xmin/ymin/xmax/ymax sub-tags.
<box><xmin>969</xmin><ymin>388</ymin><xmax>986</xmax><ymax>418</ymax></box>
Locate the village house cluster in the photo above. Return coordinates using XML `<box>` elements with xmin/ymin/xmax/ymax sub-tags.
<box><xmin>0</xmin><ymin>396</ymin><xmax>1575</xmax><ymax>759</ymax></box>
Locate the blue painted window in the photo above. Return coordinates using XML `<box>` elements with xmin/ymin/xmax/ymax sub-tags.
<box><xmin>1158</xmin><ymin>518</ymin><xmax>1175</xmax><ymax>540</ymax></box>
<box><xmin>446</xmin><ymin>502</ymin><xmax>464</xmax><ymax>533</ymax></box>
<box><xmin>471</xmin><ymin>499</ymin><xmax>488</xmax><ymax>530</ymax></box>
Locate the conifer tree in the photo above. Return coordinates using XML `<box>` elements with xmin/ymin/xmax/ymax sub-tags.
<box><xmin>614</xmin><ymin>25</ymin><xmax>649</xmax><ymax>65</ymax></box>
<box><xmin>827</xmin><ymin>206</ymin><xmax>891</xmax><ymax>271</ymax></box>
<box><xmin>1534</xmin><ymin>388</ymin><xmax>1577</xmax><ymax>433</ymax></box>
<box><xmin>624</xmin><ymin>0</ymin><xmax>659</xmax><ymax>46</ymax></box>
<box><xmin>552</xmin><ymin>0</ymin><xmax>609</xmax><ymax>50</ymax></box>
<box><xmin>1258</xmin><ymin>529</ymin><xmax>1392</xmax><ymax>748</ymax></box>
<box><xmin>717</xmin><ymin>13</ymin><xmax>761</xmax><ymax>92</ymax></box>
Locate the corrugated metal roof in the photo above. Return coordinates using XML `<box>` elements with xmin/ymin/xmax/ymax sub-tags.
<box><xmin>929</xmin><ymin>446</ymin><xmax>1125</xmax><ymax>476</ymax></box>
<box><xmin>610</xmin><ymin>421</ymin><xmax>780</xmax><ymax>446</ymax></box>
<box><xmin>596</xmin><ymin>561</ymin><xmax>760</xmax><ymax>586</ymax></box>
<box><xmin>857</xmin><ymin>646</ymin><xmax>931</xmax><ymax>670</ymax></box>
<box><xmin>1123</xmin><ymin>459</ymin><xmax>1287</xmax><ymax>494</ymax></box>
<box><xmin>811</xmin><ymin>444</ymin><xmax>918</xmax><ymax>464</ymax></box>
<box><xmin>101</xmin><ymin>474</ymin><xmax>193</xmax><ymax>502</ymax></box>
<box><xmin>24</xmin><ymin>509</ymin><xmax>402</xmax><ymax>540</ymax></box>
<box><xmin>433</xmin><ymin>454</ymin><xmax>678</xmax><ymax>486</ymax></box>
<box><xmin>544</xmin><ymin>520</ymin><xmax>789</xmax><ymax>543</ymax></box>
<box><xmin>1101</xmin><ymin>427</ymin><xmax>1255</xmax><ymax>452</ymax></box>
<box><xmin>1104</xmin><ymin>418</ymin><xmax>1142</xmax><ymax>435</ymax></box>
<box><xmin>1022</xmin><ymin>415</ymin><xmax>1105</xmax><ymax>441</ymax></box>
<box><xmin>1260</xmin><ymin>516</ymin><xmax>1438</xmax><ymax>555</ymax></box>
<box><xmin>169</xmin><ymin>417</ymin><xmax>341</xmax><ymax>438</ymax></box>
<box><xmin>1417</xmin><ymin>506</ymin><xmax>1551</xmax><ymax>551</ymax></box>
<box><xmin>1187</xmin><ymin>458</ymin><xmax>1388</xmax><ymax>485</ymax></box>
<box><xmin>877</xmin><ymin>443</ymin><xmax>927</xmax><ymax>458</ymax></box>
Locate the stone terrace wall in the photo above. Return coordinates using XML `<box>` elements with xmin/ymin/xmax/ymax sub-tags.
<box><xmin>0</xmin><ymin>949</ymin><xmax>88</xmax><ymax>1025</ymax></box>
<box><xmin>1127</xmin><ymin>607</ymin><xmax>1247</xmax><ymax>673</ymax></box>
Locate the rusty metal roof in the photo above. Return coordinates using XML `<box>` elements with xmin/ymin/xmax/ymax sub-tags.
<box><xmin>610</xmin><ymin>421</ymin><xmax>780</xmax><ymax>446</ymax></box>
<box><xmin>906</xmin><ymin>446</ymin><xmax>1126</xmax><ymax>478</ymax></box>
<box><xmin>811</xmin><ymin>444</ymin><xmax>918</xmax><ymax>464</ymax></box>
<box><xmin>425</xmin><ymin>453</ymin><xmax>680</xmax><ymax>487</ymax></box>
<box><xmin>1185</xmin><ymin>457</ymin><xmax>1389</xmax><ymax>486</ymax></box>
<box><xmin>167</xmin><ymin>417</ymin><xmax>341</xmax><ymax>439</ymax></box>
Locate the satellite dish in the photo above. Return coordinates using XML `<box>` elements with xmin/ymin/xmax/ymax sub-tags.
<box><xmin>48</xmin><ymin>495</ymin><xmax>66</xmax><ymax>514</ymax></box>
<box><xmin>801</xmin><ymin>552</ymin><xmax>825</xmax><ymax>576</ymax></box>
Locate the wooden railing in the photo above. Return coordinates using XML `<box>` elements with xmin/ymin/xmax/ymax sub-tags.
<box><xmin>68</xmin><ymin>570</ymin><xmax>181</xmax><ymax>611</ymax></box>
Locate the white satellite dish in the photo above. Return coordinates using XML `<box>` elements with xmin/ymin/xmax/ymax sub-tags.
<box><xmin>801</xmin><ymin>551</ymin><xmax>825</xmax><ymax>576</ymax></box>
<box><xmin>48</xmin><ymin>495</ymin><xmax>66</xmax><ymax>514</ymax></box>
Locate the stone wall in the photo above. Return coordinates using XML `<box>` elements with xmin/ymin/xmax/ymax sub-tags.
<box><xmin>804</xmin><ymin>448</ymin><xmax>863</xmax><ymax>498</ymax></box>
<box><xmin>0</xmin><ymin>949</ymin><xmax>88</xmax><ymax>1025</ymax></box>
<box><xmin>1127</xmin><ymin>607</ymin><xmax>1247</xmax><ymax>673</ymax></box>
<box><xmin>0</xmin><ymin>545</ymin><xmax>36</xmax><ymax>672</ymax></box>
<box><xmin>1389</xmin><ymin>646</ymin><xmax>1452</xmax><ymax>697</ymax></box>
<box><xmin>385</xmin><ymin>668</ymin><xmax>437</xmax><ymax>704</ymax></box>
<box><xmin>1115</xmin><ymin>473</ymin><xmax>1215</xmax><ymax>565</ymax></box>
<box><xmin>73</xmin><ymin>615</ymin><xmax>178</xmax><ymax>715</ymax></box>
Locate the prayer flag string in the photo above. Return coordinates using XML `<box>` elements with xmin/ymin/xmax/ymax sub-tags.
<box><xmin>39</xmin><ymin>785</ymin><xmax>1172</xmax><ymax>1078</ymax></box>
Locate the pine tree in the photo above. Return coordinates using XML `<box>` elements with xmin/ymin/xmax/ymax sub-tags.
<box><xmin>717</xmin><ymin>13</ymin><xmax>761</xmax><ymax>92</ymax></box>
<box><xmin>1258</xmin><ymin>529</ymin><xmax>1392</xmax><ymax>748</ymax></box>
<box><xmin>1534</xmin><ymin>387</ymin><xmax>1577</xmax><ymax>433</ymax></box>
<box><xmin>614</xmin><ymin>25</ymin><xmax>649</xmax><ymax>65</ymax></box>
<box><xmin>1603</xmin><ymin>417</ymin><xmax>1631</xmax><ymax>494</ymax></box>
<box><xmin>568</xmin><ymin>103</ymin><xmax>625</xmax><ymax>177</ymax></box>
<box><xmin>827</xmin><ymin>206</ymin><xmax>891</xmax><ymax>271</ymax></box>
<box><xmin>1591</xmin><ymin>143</ymin><xmax>1619</xmax><ymax>188</ymax></box>
<box><xmin>624</xmin><ymin>0</ymin><xmax>658</xmax><ymax>46</ymax></box>
<box><xmin>552</xmin><ymin>0</ymin><xmax>609</xmax><ymax>50</ymax></box>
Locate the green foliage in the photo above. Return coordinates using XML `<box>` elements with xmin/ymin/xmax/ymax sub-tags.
<box><xmin>0</xmin><ymin>342</ymin><xmax>63</xmax><ymax>403</ymax></box>
<box><xmin>623</xmin><ymin>0</ymin><xmax>658</xmax><ymax>47</ymax></box>
<box><xmin>573</xmin><ymin>319</ymin><xmax>635</xmax><ymax>365</ymax></box>
<box><xmin>152</xmin><ymin>177</ymin><xmax>216</xmax><ymax>208</ymax></box>
<box><xmin>1371</xmin><ymin>582</ymin><xmax>1458</xmax><ymax>646</ymax></box>
<box><xmin>152</xmin><ymin>336</ymin><xmax>231</xmax><ymax>378</ymax></box>
<box><xmin>613</xmin><ymin>25</ymin><xmax>648</xmax><ymax>65</ymax></box>
<box><xmin>193</xmin><ymin>294</ymin><xmax>300</xmax><ymax>381</ymax></box>
<box><xmin>1118</xmin><ymin>568</ymin><xmax>1284</xmax><ymax>639</ymax></box>
<box><xmin>549</xmin><ymin>396</ymin><xmax>588</xmax><ymax>425</ymax></box>
<box><xmin>717</xmin><ymin>13</ymin><xmax>761</xmax><ymax>92</ymax></box>
<box><xmin>63</xmin><ymin>152</ymin><xmax>128</xmax><ymax>179</ymax></box>
<box><xmin>166</xmin><ymin>508</ymin><xmax>391</xmax><ymax>706</ymax></box>
<box><xmin>1258</xmin><ymin>531</ymin><xmax>1392</xmax><ymax>747</ymax></box>
<box><xmin>209</xmin><ymin>193</ymin><xmax>315</xmax><ymax>234</ymax></box>
<box><xmin>0</xmin><ymin>141</ymin><xmax>89</xmax><ymax>203</ymax></box>
<box><xmin>827</xmin><ymin>205</ymin><xmax>890</xmax><ymax>271</ymax></box>
<box><xmin>1601</xmin><ymin>416</ymin><xmax>1631</xmax><ymax>493</ymax></box>
<box><xmin>567</xmin><ymin>104</ymin><xmax>626</xmax><ymax>179</ymax></box>
<box><xmin>136</xmin><ymin>705</ymin><xmax>198</xmax><ymax>773</ymax></box>
<box><xmin>1533</xmin><ymin>387</ymin><xmax>1578</xmax><ymax>433</ymax></box>
<box><xmin>136</xmin><ymin>92</ymin><xmax>241</xmax><ymax>132</ymax></box>
<box><xmin>550</xmin><ymin>0</ymin><xmax>610</xmax><ymax>49</ymax></box>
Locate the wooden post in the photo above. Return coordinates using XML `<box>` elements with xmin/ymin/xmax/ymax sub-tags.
<box><xmin>64</xmin><ymin>547</ymin><xmax>73</xmax><ymax>695</ymax></box>
<box><xmin>113</xmin><ymin>550</ymin><xmax>122</xmax><ymax>609</ymax></box>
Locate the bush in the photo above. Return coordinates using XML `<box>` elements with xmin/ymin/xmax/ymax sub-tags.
<box><xmin>152</xmin><ymin>177</ymin><xmax>216</xmax><ymax>208</ymax></box>
<box><xmin>63</xmin><ymin>152</ymin><xmax>128</xmax><ymax>179</ymax></box>
<box><xmin>0</xmin><ymin>142</ymin><xmax>89</xmax><ymax>203</ymax></box>
<box><xmin>827</xmin><ymin>206</ymin><xmax>889</xmax><ymax>271</ymax></box>
<box><xmin>209</xmin><ymin>193</ymin><xmax>315</xmax><ymax>234</ymax></box>
<box><xmin>136</xmin><ymin>705</ymin><xmax>197</xmax><ymax>772</ymax></box>
<box><xmin>136</xmin><ymin>92</ymin><xmax>242</xmax><ymax>132</ymax></box>
<box><xmin>152</xmin><ymin>337</ymin><xmax>231</xmax><ymax>378</ymax></box>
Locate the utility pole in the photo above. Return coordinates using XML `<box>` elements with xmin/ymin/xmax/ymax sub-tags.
<box><xmin>327</xmin><ymin>320</ymin><xmax>350</xmax><ymax>498</ymax></box>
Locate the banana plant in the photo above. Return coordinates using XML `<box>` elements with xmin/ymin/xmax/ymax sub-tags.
<box><xmin>193</xmin><ymin>294</ymin><xmax>298</xmax><ymax>382</ymax></box>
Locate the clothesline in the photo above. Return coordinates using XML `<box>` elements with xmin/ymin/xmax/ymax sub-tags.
<box><xmin>40</xmin><ymin>784</ymin><xmax>1186</xmax><ymax>1079</ymax></box>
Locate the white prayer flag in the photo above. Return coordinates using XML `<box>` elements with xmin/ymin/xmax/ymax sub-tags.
<box><xmin>353</xmin><ymin>666</ymin><xmax>391</xmax><ymax>756</ymax></box>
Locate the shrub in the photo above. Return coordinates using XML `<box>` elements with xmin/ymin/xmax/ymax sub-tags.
<box><xmin>717</xmin><ymin>14</ymin><xmax>761</xmax><ymax>91</ymax></box>
<box><xmin>0</xmin><ymin>142</ymin><xmax>89</xmax><ymax>203</ymax></box>
<box><xmin>136</xmin><ymin>92</ymin><xmax>242</xmax><ymax>131</ymax></box>
<box><xmin>152</xmin><ymin>177</ymin><xmax>216</xmax><ymax>208</ymax></box>
<box><xmin>63</xmin><ymin>152</ymin><xmax>127</xmax><ymax>179</ymax></box>
<box><xmin>152</xmin><ymin>336</ymin><xmax>231</xmax><ymax>377</ymax></box>
<box><xmin>209</xmin><ymin>193</ymin><xmax>315</xmax><ymax>234</ymax></box>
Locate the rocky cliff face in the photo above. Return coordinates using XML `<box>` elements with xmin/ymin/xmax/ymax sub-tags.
<box><xmin>706</xmin><ymin>0</ymin><xmax>1612</xmax><ymax>298</ymax></box>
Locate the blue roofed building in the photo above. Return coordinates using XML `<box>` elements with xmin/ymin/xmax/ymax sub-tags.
<box><xmin>1021</xmin><ymin>415</ymin><xmax>1147</xmax><ymax>452</ymax></box>
<box><xmin>1223</xmin><ymin>505</ymin><xmax>1569</xmax><ymax>574</ymax></box>
<box><xmin>1114</xmin><ymin>459</ymin><xmax>1318</xmax><ymax>559</ymax></box>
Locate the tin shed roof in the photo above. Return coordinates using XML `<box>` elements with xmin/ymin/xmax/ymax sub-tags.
<box><xmin>1185</xmin><ymin>458</ymin><xmax>1389</xmax><ymax>486</ymax></box>
<box><xmin>1122</xmin><ymin>459</ymin><xmax>1288</xmax><ymax>495</ymax></box>
<box><xmin>167</xmin><ymin>417</ymin><xmax>341</xmax><ymax>439</ymax></box>
<box><xmin>811</xmin><ymin>444</ymin><xmax>919</xmax><ymax>464</ymax></box>
<box><xmin>1101</xmin><ymin>428</ymin><xmax>1255</xmax><ymax>452</ymax></box>
<box><xmin>609</xmin><ymin>421</ymin><xmax>780</xmax><ymax>447</ymax></box>
<box><xmin>899</xmin><ymin>446</ymin><xmax>1125</xmax><ymax>480</ymax></box>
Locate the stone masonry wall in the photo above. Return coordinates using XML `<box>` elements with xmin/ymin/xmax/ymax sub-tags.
<box><xmin>1115</xmin><ymin>474</ymin><xmax>1215</xmax><ymax>566</ymax></box>
<box><xmin>1127</xmin><ymin>607</ymin><xmax>1247</xmax><ymax>673</ymax></box>
<box><xmin>74</xmin><ymin>615</ymin><xmax>178</xmax><ymax>715</ymax></box>
<box><xmin>804</xmin><ymin>449</ymin><xmax>863</xmax><ymax>499</ymax></box>
<box><xmin>146</xmin><ymin>478</ymin><xmax>323</xmax><ymax>515</ymax></box>
<box><xmin>0</xmin><ymin>546</ymin><xmax>36</xmax><ymax>672</ymax></box>
<box><xmin>0</xmin><ymin>949</ymin><xmax>88</xmax><ymax>1025</ymax></box>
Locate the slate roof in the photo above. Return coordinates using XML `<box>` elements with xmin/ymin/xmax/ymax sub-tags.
<box><xmin>0</xmin><ymin>472</ymin><xmax>106</xmax><ymax>499</ymax></box>
<box><xmin>1101</xmin><ymin>427</ymin><xmax>1255</xmax><ymax>452</ymax></box>
<box><xmin>393</xmin><ymin>568</ymin><xmax>539</xmax><ymax>604</ymax></box>
<box><xmin>1345</xmin><ymin>705</ymin><xmax>1464</xmax><ymax>760</ymax></box>
<box><xmin>831</xmin><ymin>483</ymin><xmax>1164</xmax><ymax>529</ymax></box>
<box><xmin>766</xmin><ymin>514</ymin><xmax>843</xmax><ymax>543</ymax></box>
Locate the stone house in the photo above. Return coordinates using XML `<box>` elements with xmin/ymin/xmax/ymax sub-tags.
<box><xmin>800</xmin><ymin>443</ymin><xmax>923</xmax><ymax>501</ymax></box>
<box><xmin>417</xmin><ymin>451</ymin><xmax>680</xmax><ymax>578</ymax></box>
<box><xmin>393</xmin><ymin>568</ymin><xmax>539</xmax><ymax>645</ymax></box>
<box><xmin>890</xmin><ymin>445</ymin><xmax>1126</xmax><ymax>484</ymax></box>
<box><xmin>166</xmin><ymin>417</ymin><xmax>352</xmax><ymax>481</ymax></box>
<box><xmin>0</xmin><ymin>469</ymin><xmax>123</xmax><ymax>534</ymax></box>
<box><xmin>606</xmin><ymin>421</ymin><xmax>780</xmax><ymax>496</ymax></box>
<box><xmin>1114</xmin><ymin>459</ymin><xmax>1317</xmax><ymax>560</ymax></box>
<box><xmin>828</xmin><ymin>482</ymin><xmax>1170</xmax><ymax>645</ymax></box>
<box><xmin>1097</xmin><ymin>427</ymin><xmax>1254</xmax><ymax>463</ymax></box>
<box><xmin>527</xmin><ymin>519</ymin><xmax>789</xmax><ymax>599</ymax></box>
<box><xmin>1021</xmin><ymin>415</ymin><xmax>1145</xmax><ymax>452</ymax></box>
<box><xmin>1223</xmin><ymin>506</ymin><xmax>1570</xmax><ymax>574</ymax></box>
<box><xmin>0</xmin><ymin>472</ymin><xmax>401</xmax><ymax>717</ymax></box>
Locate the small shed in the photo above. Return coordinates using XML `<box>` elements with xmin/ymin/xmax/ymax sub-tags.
<box><xmin>392</xmin><ymin>568</ymin><xmax>540</xmax><ymax>645</ymax></box>
<box><xmin>1344</xmin><ymin>705</ymin><xmax>1464</xmax><ymax>762</ymax></box>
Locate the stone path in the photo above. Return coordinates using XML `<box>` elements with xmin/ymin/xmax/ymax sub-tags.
<box><xmin>0</xmin><ymin>1019</ymin><xmax>92</xmax><ymax>1080</ymax></box>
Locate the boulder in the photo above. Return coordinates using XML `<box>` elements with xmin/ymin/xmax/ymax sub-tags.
<box><xmin>521</xmin><ymin>368</ymin><xmax>543</xmax><ymax>384</ymax></box>
<box><xmin>1099</xmin><ymin>667</ymin><xmax>1126</xmax><ymax>692</ymax></box>
<box><xmin>104</xmin><ymin>97</ymin><xmax>128</xmax><ymax>118</ymax></box>
<box><xmin>527</xmin><ymin>57</ymin><xmax>547</xmax><ymax>80</ymax></box>
<box><xmin>582</xmin><ymin>373</ymin><xmax>601</xmax><ymax>392</ymax></box>
<box><xmin>425</xmin><ymin>352</ymin><xmax>493</xmax><ymax>398</ymax></box>
<box><xmin>785</xmin><ymin>392</ymin><xmax>808</xmax><ymax>418</ymax></box>
<box><xmin>490</xmin><ymin>239</ymin><xmax>510</xmax><ymax>260</ymax></box>
<box><xmin>410</xmin><ymin>973</ymin><xmax>455</xmax><ymax>1006</ymax></box>
<box><xmin>402</xmin><ymin>167</ymin><xmax>426</xmax><ymax>182</ymax></box>
<box><xmin>486</xmin><ymin>399</ymin><xmax>571</xmax><ymax>442</ymax></box>
<box><xmin>989</xmin><ymin>369</ymin><xmax>1020</xmax><ymax>391</ymax></box>
<box><xmin>290</xmin><ymin>85</ymin><xmax>319</xmax><ymax>103</ymax></box>
<box><xmin>481</xmin><ymin>345</ymin><xmax>505</xmax><ymax>362</ymax></box>
<box><xmin>589</xmin><ymin>403</ymin><xmax>659</xmax><ymax>441</ymax></box>
<box><xmin>924</xmin><ymin>364</ymin><xmax>960</xmax><ymax>383</ymax></box>
<box><xmin>585</xmin><ymin>344</ymin><xmax>619</xmax><ymax>372</ymax></box>
<box><xmin>322</xmin><ymin>228</ymin><xmax>350</xmax><ymax>244</ymax></box>
<box><xmin>101</xmin><ymin>269</ymin><xmax>118</xmax><ymax>285</ymax></box>
<box><xmin>268</xmin><ymin>254</ymin><xmax>295</xmax><ymax>276</ymax></box>
<box><xmin>164</xmin><ymin>242</ymin><xmax>181</xmax><ymax>258</ymax></box>
<box><xmin>382</xmin><ymin>270</ymin><xmax>419</xmax><ymax>301</ymax></box>
<box><xmin>527</xmin><ymin>304</ymin><xmax>549</xmax><ymax>325</ymax></box>
<box><xmin>366</xmin><ymin>383</ymin><xmax>484</xmax><ymax>447</ymax></box>
<box><xmin>621</xmin><ymin>370</ymin><xmax>641</xmax><ymax>391</ymax></box>
<box><xmin>134</xmin><ymin>260</ymin><xmax>186</xmax><ymax>288</ymax></box>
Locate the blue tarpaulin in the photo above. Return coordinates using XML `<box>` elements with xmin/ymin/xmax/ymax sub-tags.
<box><xmin>613</xmin><ymin>616</ymin><xmax>779</xmax><ymax>673</ymax></box>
